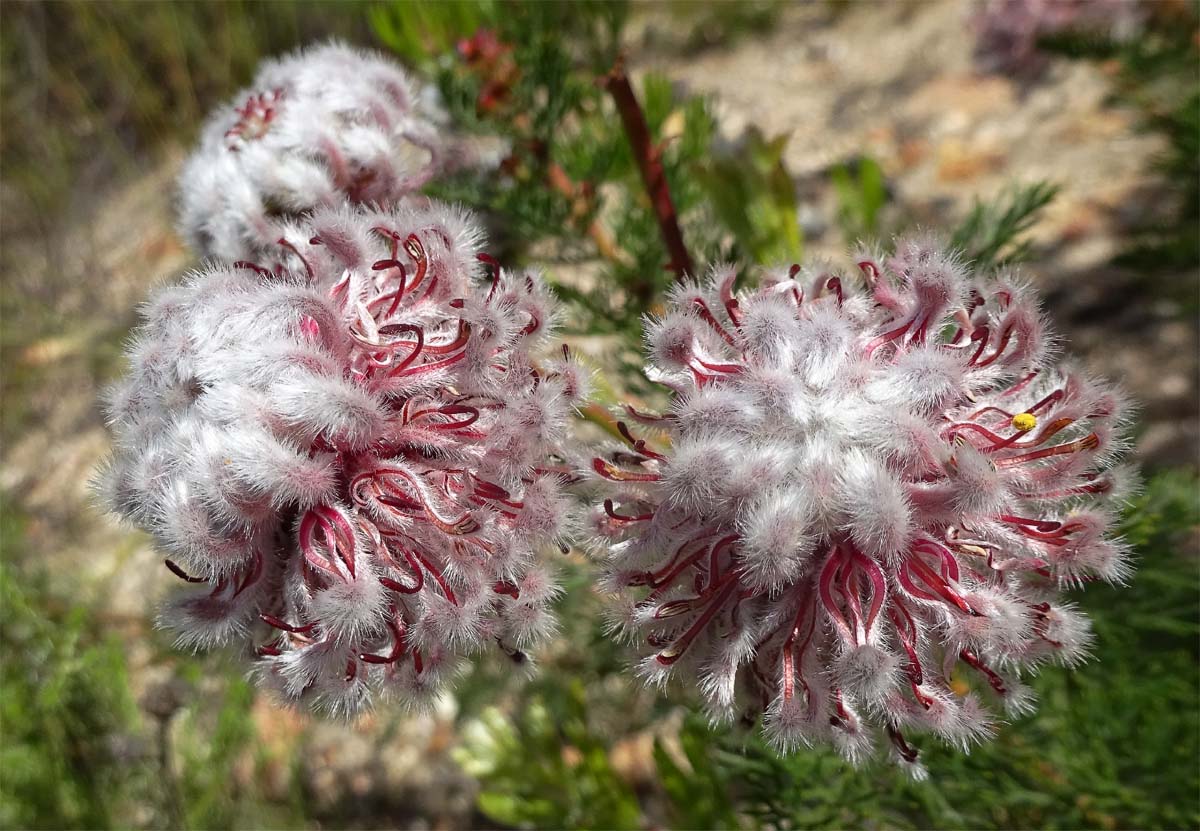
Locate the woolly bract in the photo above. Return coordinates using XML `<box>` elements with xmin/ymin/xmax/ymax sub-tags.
<box><xmin>177</xmin><ymin>41</ymin><xmax>453</xmax><ymax>263</ymax></box>
<box><xmin>590</xmin><ymin>238</ymin><xmax>1134</xmax><ymax>775</ymax></box>
<box><xmin>100</xmin><ymin>202</ymin><xmax>586</xmax><ymax>715</ymax></box>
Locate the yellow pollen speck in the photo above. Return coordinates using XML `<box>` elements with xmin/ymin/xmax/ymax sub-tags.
<box><xmin>1012</xmin><ymin>412</ymin><xmax>1038</xmax><ymax>432</ymax></box>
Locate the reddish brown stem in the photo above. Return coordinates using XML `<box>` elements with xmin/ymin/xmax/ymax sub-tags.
<box><xmin>600</xmin><ymin>57</ymin><xmax>695</xmax><ymax>283</ymax></box>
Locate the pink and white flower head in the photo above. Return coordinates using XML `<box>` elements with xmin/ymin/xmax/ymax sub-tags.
<box><xmin>590</xmin><ymin>237</ymin><xmax>1134</xmax><ymax>774</ymax></box>
<box><xmin>100</xmin><ymin>202</ymin><xmax>587</xmax><ymax>715</ymax></box>
<box><xmin>178</xmin><ymin>41</ymin><xmax>453</xmax><ymax>263</ymax></box>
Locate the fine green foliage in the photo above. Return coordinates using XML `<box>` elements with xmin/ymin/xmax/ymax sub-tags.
<box><xmin>0</xmin><ymin>557</ymin><xmax>143</xmax><ymax>830</ymax></box>
<box><xmin>170</xmin><ymin>671</ymin><xmax>306</xmax><ymax>831</ymax></box>
<box><xmin>827</xmin><ymin>157</ymin><xmax>1054</xmax><ymax>270</ymax></box>
<box><xmin>827</xmin><ymin>160</ymin><xmax>1055</xmax><ymax>270</ymax></box>
<box><xmin>652</xmin><ymin>722</ymin><xmax>741</xmax><ymax>830</ymax></box>
<box><xmin>367</xmin><ymin>0</ymin><xmax>496</xmax><ymax>69</ymax></box>
<box><xmin>0</xmin><ymin>510</ymin><xmax>308</xmax><ymax>831</ymax></box>
<box><xmin>452</xmin><ymin>556</ymin><xmax>662</xmax><ymax>830</ymax></box>
<box><xmin>456</xmin><ymin>684</ymin><xmax>644</xmax><ymax>830</ymax></box>
<box><xmin>949</xmin><ymin>181</ymin><xmax>1060</xmax><ymax>271</ymax></box>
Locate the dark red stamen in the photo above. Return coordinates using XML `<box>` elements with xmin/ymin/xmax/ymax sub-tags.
<box><xmin>164</xmin><ymin>559</ymin><xmax>205</xmax><ymax>583</ymax></box>
<box><xmin>260</xmin><ymin>613</ymin><xmax>315</xmax><ymax>634</ymax></box>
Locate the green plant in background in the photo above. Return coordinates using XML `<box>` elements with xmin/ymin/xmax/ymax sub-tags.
<box><xmin>367</xmin><ymin>0</ymin><xmax>497</xmax><ymax>66</ymax></box>
<box><xmin>948</xmin><ymin>180</ymin><xmax>1060</xmax><ymax>271</ymax></box>
<box><xmin>457</xmin><ymin>684</ymin><xmax>644</xmax><ymax>831</ymax></box>
<box><xmin>452</xmin><ymin>554</ymin><xmax>666</xmax><ymax>830</ymax></box>
<box><xmin>830</xmin><ymin>155</ymin><xmax>887</xmax><ymax>245</ymax></box>
<box><xmin>827</xmin><ymin>156</ymin><xmax>1058</xmax><ymax>270</ymax></box>
<box><xmin>696</xmin><ymin>127</ymin><xmax>803</xmax><ymax>265</ymax></box>
<box><xmin>169</xmin><ymin>672</ymin><xmax>307</xmax><ymax>831</ymax></box>
<box><xmin>0</xmin><ymin>1</ymin><xmax>367</xmax><ymax>236</ymax></box>
<box><xmin>0</xmin><ymin>552</ymin><xmax>145</xmax><ymax>830</ymax></box>
<box><xmin>369</xmin><ymin>0</ymin><xmax>802</xmax><ymax>337</ymax></box>
<box><xmin>0</xmin><ymin>508</ymin><xmax>309</xmax><ymax>831</ymax></box>
<box><xmin>652</xmin><ymin>717</ymin><xmax>741</xmax><ymax>830</ymax></box>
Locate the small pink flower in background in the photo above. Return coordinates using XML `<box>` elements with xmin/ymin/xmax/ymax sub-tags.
<box><xmin>972</xmin><ymin>0</ymin><xmax>1145</xmax><ymax>74</ymax></box>
<box><xmin>177</xmin><ymin>41</ymin><xmax>453</xmax><ymax>263</ymax></box>
<box><xmin>589</xmin><ymin>238</ymin><xmax>1134</xmax><ymax>775</ymax></box>
<box><xmin>100</xmin><ymin>202</ymin><xmax>587</xmax><ymax>715</ymax></box>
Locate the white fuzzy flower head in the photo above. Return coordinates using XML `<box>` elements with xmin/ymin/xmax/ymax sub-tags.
<box><xmin>178</xmin><ymin>41</ymin><xmax>456</xmax><ymax>263</ymax></box>
<box><xmin>591</xmin><ymin>238</ymin><xmax>1133</xmax><ymax>768</ymax></box>
<box><xmin>100</xmin><ymin>202</ymin><xmax>586</xmax><ymax>715</ymax></box>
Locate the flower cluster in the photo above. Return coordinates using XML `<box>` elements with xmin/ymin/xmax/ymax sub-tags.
<box><xmin>972</xmin><ymin>0</ymin><xmax>1143</xmax><ymax>74</ymax></box>
<box><xmin>177</xmin><ymin>41</ymin><xmax>453</xmax><ymax>263</ymax></box>
<box><xmin>100</xmin><ymin>203</ymin><xmax>587</xmax><ymax>714</ymax></box>
<box><xmin>589</xmin><ymin>238</ymin><xmax>1133</xmax><ymax>773</ymax></box>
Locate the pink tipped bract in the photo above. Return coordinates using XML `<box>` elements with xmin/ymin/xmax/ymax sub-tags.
<box><xmin>591</xmin><ymin>238</ymin><xmax>1134</xmax><ymax>774</ymax></box>
<box><xmin>177</xmin><ymin>41</ymin><xmax>452</xmax><ymax>263</ymax></box>
<box><xmin>101</xmin><ymin>203</ymin><xmax>585</xmax><ymax>715</ymax></box>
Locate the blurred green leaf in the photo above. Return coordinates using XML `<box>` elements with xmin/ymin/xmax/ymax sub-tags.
<box><xmin>695</xmin><ymin>128</ymin><xmax>803</xmax><ymax>265</ymax></box>
<box><xmin>831</xmin><ymin>155</ymin><xmax>887</xmax><ymax>243</ymax></box>
<box><xmin>0</xmin><ymin>514</ymin><xmax>143</xmax><ymax>830</ymax></box>
<box><xmin>368</xmin><ymin>0</ymin><xmax>494</xmax><ymax>68</ymax></box>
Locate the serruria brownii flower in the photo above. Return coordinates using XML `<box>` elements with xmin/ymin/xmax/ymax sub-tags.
<box><xmin>177</xmin><ymin>41</ymin><xmax>453</xmax><ymax>263</ymax></box>
<box><xmin>589</xmin><ymin>237</ymin><xmax>1134</xmax><ymax>774</ymax></box>
<box><xmin>99</xmin><ymin>202</ymin><xmax>587</xmax><ymax>715</ymax></box>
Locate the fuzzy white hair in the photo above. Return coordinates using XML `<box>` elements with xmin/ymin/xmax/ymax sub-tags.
<box><xmin>177</xmin><ymin>41</ymin><xmax>476</xmax><ymax>263</ymax></box>
<box><xmin>590</xmin><ymin>235</ymin><xmax>1135</xmax><ymax>769</ymax></box>
<box><xmin>100</xmin><ymin>202</ymin><xmax>585</xmax><ymax>715</ymax></box>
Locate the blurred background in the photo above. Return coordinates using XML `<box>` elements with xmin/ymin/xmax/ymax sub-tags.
<box><xmin>1</xmin><ymin>1</ymin><xmax>1197</xmax><ymax>828</ymax></box>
